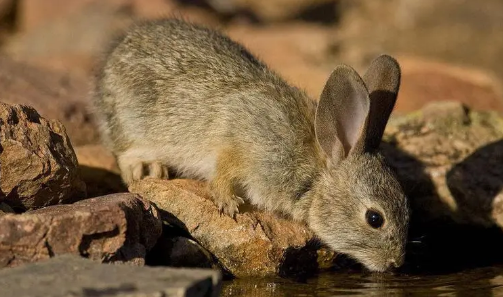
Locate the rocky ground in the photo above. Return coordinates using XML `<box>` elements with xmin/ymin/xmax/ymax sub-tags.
<box><xmin>0</xmin><ymin>0</ymin><xmax>503</xmax><ymax>295</ymax></box>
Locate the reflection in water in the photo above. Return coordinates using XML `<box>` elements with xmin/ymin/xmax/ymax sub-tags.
<box><xmin>222</xmin><ymin>223</ymin><xmax>503</xmax><ymax>296</ymax></box>
<box><xmin>222</xmin><ymin>266</ymin><xmax>503</xmax><ymax>296</ymax></box>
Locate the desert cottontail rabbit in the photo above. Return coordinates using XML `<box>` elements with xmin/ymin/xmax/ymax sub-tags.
<box><xmin>94</xmin><ymin>19</ymin><xmax>409</xmax><ymax>272</ymax></box>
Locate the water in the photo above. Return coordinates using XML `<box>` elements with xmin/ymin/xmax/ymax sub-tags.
<box><xmin>222</xmin><ymin>266</ymin><xmax>503</xmax><ymax>296</ymax></box>
<box><xmin>221</xmin><ymin>224</ymin><xmax>503</xmax><ymax>296</ymax></box>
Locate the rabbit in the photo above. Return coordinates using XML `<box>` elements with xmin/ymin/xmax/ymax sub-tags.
<box><xmin>93</xmin><ymin>18</ymin><xmax>409</xmax><ymax>272</ymax></box>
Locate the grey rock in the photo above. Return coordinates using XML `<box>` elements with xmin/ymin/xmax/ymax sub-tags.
<box><xmin>0</xmin><ymin>255</ymin><xmax>222</xmax><ymax>297</ymax></box>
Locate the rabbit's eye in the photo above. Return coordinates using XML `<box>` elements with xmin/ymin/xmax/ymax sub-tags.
<box><xmin>365</xmin><ymin>210</ymin><xmax>384</xmax><ymax>229</ymax></box>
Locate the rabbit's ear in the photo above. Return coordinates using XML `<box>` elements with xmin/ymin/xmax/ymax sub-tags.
<box><xmin>361</xmin><ymin>55</ymin><xmax>401</xmax><ymax>151</ymax></box>
<box><xmin>315</xmin><ymin>65</ymin><xmax>370</xmax><ymax>163</ymax></box>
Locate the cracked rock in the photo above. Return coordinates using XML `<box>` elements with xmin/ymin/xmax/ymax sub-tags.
<box><xmin>0</xmin><ymin>193</ymin><xmax>162</xmax><ymax>268</ymax></box>
<box><xmin>0</xmin><ymin>102</ymin><xmax>86</xmax><ymax>211</ymax></box>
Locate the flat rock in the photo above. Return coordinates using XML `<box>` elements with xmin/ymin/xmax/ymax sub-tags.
<box><xmin>0</xmin><ymin>254</ymin><xmax>222</xmax><ymax>297</ymax></box>
<box><xmin>383</xmin><ymin>101</ymin><xmax>503</xmax><ymax>227</ymax></box>
<box><xmin>0</xmin><ymin>193</ymin><xmax>162</xmax><ymax>267</ymax></box>
<box><xmin>0</xmin><ymin>57</ymin><xmax>98</xmax><ymax>145</ymax></box>
<box><xmin>129</xmin><ymin>179</ymin><xmax>335</xmax><ymax>277</ymax></box>
<box><xmin>0</xmin><ymin>102</ymin><xmax>86</xmax><ymax>211</ymax></box>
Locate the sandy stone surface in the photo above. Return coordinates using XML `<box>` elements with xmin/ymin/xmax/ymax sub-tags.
<box><xmin>129</xmin><ymin>179</ymin><xmax>334</xmax><ymax>277</ymax></box>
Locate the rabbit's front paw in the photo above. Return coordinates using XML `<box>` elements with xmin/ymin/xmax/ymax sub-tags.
<box><xmin>213</xmin><ymin>194</ymin><xmax>244</xmax><ymax>218</ymax></box>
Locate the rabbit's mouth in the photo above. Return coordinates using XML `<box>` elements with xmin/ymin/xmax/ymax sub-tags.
<box><xmin>355</xmin><ymin>257</ymin><xmax>393</xmax><ymax>273</ymax></box>
<box><xmin>343</xmin><ymin>249</ymin><xmax>404</xmax><ymax>273</ymax></box>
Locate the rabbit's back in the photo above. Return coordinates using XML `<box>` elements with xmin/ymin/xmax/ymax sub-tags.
<box><xmin>94</xmin><ymin>19</ymin><xmax>321</xmax><ymax>211</ymax></box>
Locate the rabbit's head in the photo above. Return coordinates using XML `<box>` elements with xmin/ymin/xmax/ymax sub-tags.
<box><xmin>308</xmin><ymin>55</ymin><xmax>409</xmax><ymax>272</ymax></box>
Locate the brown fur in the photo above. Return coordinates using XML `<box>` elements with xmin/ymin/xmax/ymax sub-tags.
<box><xmin>93</xmin><ymin>18</ymin><xmax>409</xmax><ymax>272</ymax></box>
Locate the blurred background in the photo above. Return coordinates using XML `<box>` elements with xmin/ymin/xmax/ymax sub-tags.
<box><xmin>1</xmin><ymin>1</ymin><xmax>503</xmax><ymax>287</ymax></box>
<box><xmin>0</xmin><ymin>0</ymin><xmax>502</xmax><ymax>132</ymax></box>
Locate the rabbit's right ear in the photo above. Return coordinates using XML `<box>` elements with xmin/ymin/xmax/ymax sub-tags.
<box><xmin>361</xmin><ymin>55</ymin><xmax>401</xmax><ymax>151</ymax></box>
<box><xmin>315</xmin><ymin>65</ymin><xmax>370</xmax><ymax>164</ymax></box>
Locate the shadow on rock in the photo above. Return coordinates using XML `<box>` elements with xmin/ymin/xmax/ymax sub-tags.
<box><xmin>446</xmin><ymin>139</ymin><xmax>503</xmax><ymax>227</ymax></box>
<box><xmin>79</xmin><ymin>165</ymin><xmax>127</xmax><ymax>198</ymax></box>
<box><xmin>404</xmin><ymin>221</ymin><xmax>503</xmax><ymax>275</ymax></box>
<box><xmin>380</xmin><ymin>142</ymin><xmax>450</xmax><ymax>226</ymax></box>
<box><xmin>146</xmin><ymin>208</ymin><xmax>233</xmax><ymax>279</ymax></box>
<box><xmin>382</xmin><ymin>141</ymin><xmax>503</xmax><ymax>274</ymax></box>
<box><xmin>278</xmin><ymin>239</ymin><xmax>324</xmax><ymax>281</ymax></box>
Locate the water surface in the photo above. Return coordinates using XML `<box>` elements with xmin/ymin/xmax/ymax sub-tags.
<box><xmin>222</xmin><ymin>266</ymin><xmax>503</xmax><ymax>296</ymax></box>
<box><xmin>222</xmin><ymin>224</ymin><xmax>503</xmax><ymax>296</ymax></box>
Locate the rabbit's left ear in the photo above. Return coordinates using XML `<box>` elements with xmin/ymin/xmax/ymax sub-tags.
<box><xmin>315</xmin><ymin>65</ymin><xmax>370</xmax><ymax>163</ymax></box>
<box><xmin>360</xmin><ymin>55</ymin><xmax>401</xmax><ymax>152</ymax></box>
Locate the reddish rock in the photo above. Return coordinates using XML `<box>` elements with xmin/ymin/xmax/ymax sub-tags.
<box><xmin>383</xmin><ymin>101</ymin><xmax>503</xmax><ymax>227</ymax></box>
<box><xmin>227</xmin><ymin>23</ymin><xmax>335</xmax><ymax>99</ymax></box>
<box><xmin>396</xmin><ymin>57</ymin><xmax>503</xmax><ymax>114</ymax></box>
<box><xmin>133</xmin><ymin>0</ymin><xmax>221</xmax><ymax>26</ymax></box>
<box><xmin>0</xmin><ymin>193</ymin><xmax>162</xmax><ymax>268</ymax></box>
<box><xmin>8</xmin><ymin>0</ymin><xmax>221</xmax><ymax>76</ymax></box>
<box><xmin>129</xmin><ymin>179</ymin><xmax>335</xmax><ymax>277</ymax></box>
<box><xmin>7</xmin><ymin>1</ymin><xmax>132</xmax><ymax>76</ymax></box>
<box><xmin>0</xmin><ymin>103</ymin><xmax>86</xmax><ymax>211</ymax></box>
<box><xmin>336</xmin><ymin>0</ymin><xmax>503</xmax><ymax>96</ymax></box>
<box><xmin>227</xmin><ymin>23</ymin><xmax>503</xmax><ymax>115</ymax></box>
<box><xmin>207</xmin><ymin>0</ymin><xmax>336</xmax><ymax>22</ymax></box>
<box><xmin>0</xmin><ymin>57</ymin><xmax>98</xmax><ymax>145</ymax></box>
<box><xmin>17</xmin><ymin>0</ymin><xmax>132</xmax><ymax>32</ymax></box>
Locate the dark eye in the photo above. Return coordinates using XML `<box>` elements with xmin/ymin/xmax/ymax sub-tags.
<box><xmin>365</xmin><ymin>210</ymin><xmax>384</xmax><ymax>229</ymax></box>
